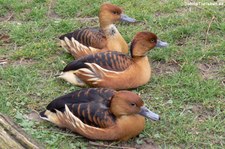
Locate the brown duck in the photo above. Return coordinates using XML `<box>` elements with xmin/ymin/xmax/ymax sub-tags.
<box><xmin>40</xmin><ymin>88</ymin><xmax>160</xmax><ymax>141</ymax></box>
<box><xmin>58</xmin><ymin>31</ymin><xmax>168</xmax><ymax>90</ymax></box>
<box><xmin>59</xmin><ymin>3</ymin><xmax>136</xmax><ymax>59</ymax></box>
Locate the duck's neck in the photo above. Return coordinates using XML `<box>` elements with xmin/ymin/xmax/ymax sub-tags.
<box><xmin>130</xmin><ymin>46</ymin><xmax>149</xmax><ymax>58</ymax></box>
<box><xmin>130</xmin><ymin>48</ymin><xmax>147</xmax><ymax>59</ymax></box>
<box><xmin>131</xmin><ymin>55</ymin><xmax>148</xmax><ymax>63</ymax></box>
<box><xmin>102</xmin><ymin>24</ymin><xmax>118</xmax><ymax>37</ymax></box>
<box><xmin>101</xmin><ymin>24</ymin><xmax>128</xmax><ymax>54</ymax></box>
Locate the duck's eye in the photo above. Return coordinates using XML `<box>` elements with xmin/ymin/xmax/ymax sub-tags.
<box><xmin>112</xmin><ymin>11</ymin><xmax>119</xmax><ymax>15</ymax></box>
<box><xmin>130</xmin><ymin>103</ymin><xmax>136</xmax><ymax>107</ymax></box>
<box><xmin>150</xmin><ymin>39</ymin><xmax>155</xmax><ymax>43</ymax></box>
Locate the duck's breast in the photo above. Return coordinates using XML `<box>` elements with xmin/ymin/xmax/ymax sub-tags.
<box><xmin>96</xmin><ymin>56</ymin><xmax>151</xmax><ymax>89</ymax></box>
<box><xmin>104</xmin><ymin>25</ymin><xmax>128</xmax><ymax>53</ymax></box>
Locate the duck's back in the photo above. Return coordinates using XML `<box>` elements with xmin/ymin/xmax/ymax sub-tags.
<box><xmin>63</xmin><ymin>51</ymin><xmax>133</xmax><ymax>72</ymax></box>
<box><xmin>59</xmin><ymin>28</ymin><xmax>107</xmax><ymax>49</ymax></box>
<box><xmin>41</xmin><ymin>88</ymin><xmax>116</xmax><ymax>128</ymax></box>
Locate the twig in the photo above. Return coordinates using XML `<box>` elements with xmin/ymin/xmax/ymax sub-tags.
<box><xmin>47</xmin><ymin>0</ymin><xmax>54</xmax><ymax>17</ymax></box>
<box><xmin>4</xmin><ymin>13</ymin><xmax>13</xmax><ymax>22</ymax></box>
<box><xmin>53</xmin><ymin>131</ymin><xmax>82</xmax><ymax>138</ymax></box>
<box><xmin>205</xmin><ymin>16</ymin><xmax>215</xmax><ymax>46</ymax></box>
<box><xmin>0</xmin><ymin>60</ymin><xmax>7</xmax><ymax>65</ymax></box>
<box><xmin>89</xmin><ymin>141</ymin><xmax>136</xmax><ymax>149</ymax></box>
<box><xmin>171</xmin><ymin>59</ymin><xmax>178</xmax><ymax>64</ymax></box>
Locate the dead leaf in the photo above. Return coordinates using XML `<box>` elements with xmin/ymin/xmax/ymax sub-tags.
<box><xmin>0</xmin><ymin>34</ymin><xmax>10</xmax><ymax>43</ymax></box>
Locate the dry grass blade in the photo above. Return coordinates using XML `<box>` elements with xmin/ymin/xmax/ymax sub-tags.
<box><xmin>204</xmin><ymin>16</ymin><xmax>215</xmax><ymax>46</ymax></box>
<box><xmin>89</xmin><ymin>141</ymin><xmax>136</xmax><ymax>149</ymax></box>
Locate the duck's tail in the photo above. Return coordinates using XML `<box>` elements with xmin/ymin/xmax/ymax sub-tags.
<box><xmin>40</xmin><ymin>105</ymin><xmax>121</xmax><ymax>141</ymax></box>
<box><xmin>57</xmin><ymin>71</ymin><xmax>86</xmax><ymax>87</ymax></box>
<box><xmin>60</xmin><ymin>37</ymin><xmax>99</xmax><ymax>59</ymax></box>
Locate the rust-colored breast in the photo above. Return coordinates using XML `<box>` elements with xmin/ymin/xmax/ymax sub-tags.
<box><xmin>59</xmin><ymin>28</ymin><xmax>107</xmax><ymax>49</ymax></box>
<box><xmin>63</xmin><ymin>51</ymin><xmax>133</xmax><ymax>72</ymax></box>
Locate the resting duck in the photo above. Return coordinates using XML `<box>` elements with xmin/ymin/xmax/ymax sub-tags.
<box><xmin>40</xmin><ymin>88</ymin><xmax>160</xmax><ymax>141</ymax></box>
<box><xmin>59</xmin><ymin>3</ymin><xmax>136</xmax><ymax>59</ymax></box>
<box><xmin>58</xmin><ymin>31</ymin><xmax>168</xmax><ymax>90</ymax></box>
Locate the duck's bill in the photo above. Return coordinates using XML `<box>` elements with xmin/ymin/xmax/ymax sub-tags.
<box><xmin>120</xmin><ymin>14</ymin><xmax>136</xmax><ymax>23</ymax></box>
<box><xmin>139</xmin><ymin>106</ymin><xmax>160</xmax><ymax>121</ymax></box>
<box><xmin>156</xmin><ymin>40</ymin><xmax>168</xmax><ymax>48</ymax></box>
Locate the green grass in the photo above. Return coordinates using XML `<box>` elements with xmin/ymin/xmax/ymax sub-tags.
<box><xmin>0</xmin><ymin>0</ymin><xmax>224</xmax><ymax>148</ymax></box>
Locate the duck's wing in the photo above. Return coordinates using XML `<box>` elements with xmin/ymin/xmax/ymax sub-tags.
<box><xmin>40</xmin><ymin>88</ymin><xmax>116</xmax><ymax>128</ymax></box>
<box><xmin>53</xmin><ymin>105</ymin><xmax>125</xmax><ymax>140</ymax></box>
<box><xmin>59</xmin><ymin>28</ymin><xmax>107</xmax><ymax>50</ymax></box>
<box><xmin>44</xmin><ymin>88</ymin><xmax>115</xmax><ymax>112</ymax></box>
<box><xmin>63</xmin><ymin>51</ymin><xmax>133</xmax><ymax>72</ymax></box>
<box><xmin>62</xmin><ymin>51</ymin><xmax>133</xmax><ymax>86</ymax></box>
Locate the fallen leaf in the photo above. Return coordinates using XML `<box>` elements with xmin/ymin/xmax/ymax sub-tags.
<box><xmin>0</xmin><ymin>34</ymin><xmax>10</xmax><ymax>43</ymax></box>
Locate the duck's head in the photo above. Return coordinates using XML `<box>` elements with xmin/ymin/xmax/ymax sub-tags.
<box><xmin>99</xmin><ymin>3</ymin><xmax>136</xmax><ymax>27</ymax></box>
<box><xmin>110</xmin><ymin>91</ymin><xmax>160</xmax><ymax>121</ymax></box>
<box><xmin>130</xmin><ymin>32</ymin><xmax>168</xmax><ymax>57</ymax></box>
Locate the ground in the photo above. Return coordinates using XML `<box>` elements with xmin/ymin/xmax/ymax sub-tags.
<box><xmin>0</xmin><ymin>0</ymin><xmax>224</xmax><ymax>148</ymax></box>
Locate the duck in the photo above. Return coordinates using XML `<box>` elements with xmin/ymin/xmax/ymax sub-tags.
<box><xmin>58</xmin><ymin>31</ymin><xmax>168</xmax><ymax>90</ymax></box>
<box><xmin>40</xmin><ymin>88</ymin><xmax>160</xmax><ymax>141</ymax></box>
<box><xmin>59</xmin><ymin>3</ymin><xmax>136</xmax><ymax>59</ymax></box>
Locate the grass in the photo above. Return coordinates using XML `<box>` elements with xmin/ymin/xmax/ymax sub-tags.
<box><xmin>0</xmin><ymin>0</ymin><xmax>225</xmax><ymax>148</ymax></box>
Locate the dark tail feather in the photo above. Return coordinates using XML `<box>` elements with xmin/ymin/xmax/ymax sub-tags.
<box><xmin>39</xmin><ymin>111</ymin><xmax>47</xmax><ymax>119</ymax></box>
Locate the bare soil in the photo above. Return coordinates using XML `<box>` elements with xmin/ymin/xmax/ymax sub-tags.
<box><xmin>197</xmin><ymin>59</ymin><xmax>225</xmax><ymax>81</ymax></box>
<box><xmin>152</xmin><ymin>60</ymin><xmax>180</xmax><ymax>75</ymax></box>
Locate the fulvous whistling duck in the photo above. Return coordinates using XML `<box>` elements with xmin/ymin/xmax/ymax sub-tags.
<box><xmin>40</xmin><ymin>88</ymin><xmax>160</xmax><ymax>141</ymax></box>
<box><xmin>59</xmin><ymin>3</ymin><xmax>136</xmax><ymax>59</ymax></box>
<box><xmin>58</xmin><ymin>31</ymin><xmax>168</xmax><ymax>90</ymax></box>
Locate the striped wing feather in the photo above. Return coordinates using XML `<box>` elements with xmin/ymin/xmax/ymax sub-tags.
<box><xmin>59</xmin><ymin>28</ymin><xmax>107</xmax><ymax>49</ymax></box>
<box><xmin>45</xmin><ymin>88</ymin><xmax>116</xmax><ymax>128</ymax></box>
<box><xmin>67</xmin><ymin>102</ymin><xmax>115</xmax><ymax>128</ymax></box>
<box><xmin>63</xmin><ymin>51</ymin><xmax>133</xmax><ymax>72</ymax></box>
<box><xmin>56</xmin><ymin>105</ymin><xmax>122</xmax><ymax>140</ymax></box>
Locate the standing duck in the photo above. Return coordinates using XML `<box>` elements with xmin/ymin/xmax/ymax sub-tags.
<box><xmin>40</xmin><ymin>88</ymin><xmax>160</xmax><ymax>141</ymax></box>
<box><xmin>59</xmin><ymin>3</ymin><xmax>136</xmax><ymax>59</ymax></box>
<box><xmin>58</xmin><ymin>31</ymin><xmax>168</xmax><ymax>90</ymax></box>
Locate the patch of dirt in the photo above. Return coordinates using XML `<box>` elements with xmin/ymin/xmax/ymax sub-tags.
<box><xmin>88</xmin><ymin>137</ymin><xmax>159</xmax><ymax>149</ymax></box>
<box><xmin>154</xmin><ymin>6</ymin><xmax>192</xmax><ymax>17</ymax></box>
<box><xmin>0</xmin><ymin>57</ymin><xmax>36</xmax><ymax>67</ymax></box>
<box><xmin>183</xmin><ymin>104</ymin><xmax>217</xmax><ymax>122</ymax></box>
<box><xmin>12</xmin><ymin>58</ymin><xmax>36</xmax><ymax>66</ymax></box>
<box><xmin>47</xmin><ymin>0</ymin><xmax>61</xmax><ymax>19</ymax></box>
<box><xmin>175</xmin><ymin>6</ymin><xmax>195</xmax><ymax>15</ymax></box>
<box><xmin>176</xmin><ymin>37</ymin><xmax>188</xmax><ymax>46</ymax></box>
<box><xmin>47</xmin><ymin>10</ymin><xmax>60</xmax><ymax>19</ymax></box>
<box><xmin>154</xmin><ymin>11</ymin><xmax>171</xmax><ymax>18</ymax></box>
<box><xmin>197</xmin><ymin>59</ymin><xmax>225</xmax><ymax>80</ymax></box>
<box><xmin>0</xmin><ymin>34</ymin><xmax>11</xmax><ymax>43</ymax></box>
<box><xmin>0</xmin><ymin>12</ymin><xmax>13</xmax><ymax>22</ymax></box>
<box><xmin>152</xmin><ymin>60</ymin><xmax>180</xmax><ymax>75</ymax></box>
